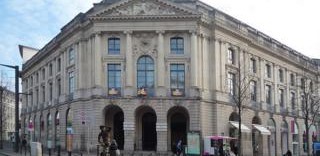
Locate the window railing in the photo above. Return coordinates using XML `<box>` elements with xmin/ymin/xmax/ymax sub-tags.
<box><xmin>137</xmin><ymin>88</ymin><xmax>147</xmax><ymax>97</ymax></box>
<box><xmin>108</xmin><ymin>87</ymin><xmax>121</xmax><ymax>96</ymax></box>
<box><xmin>171</xmin><ymin>88</ymin><xmax>184</xmax><ymax>97</ymax></box>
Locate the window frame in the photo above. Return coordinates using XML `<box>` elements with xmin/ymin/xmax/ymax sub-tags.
<box><xmin>107</xmin><ymin>64</ymin><xmax>122</xmax><ymax>95</ymax></box>
<box><xmin>170</xmin><ymin>64</ymin><xmax>185</xmax><ymax>96</ymax></box>
<box><xmin>227</xmin><ymin>48</ymin><xmax>235</xmax><ymax>65</ymax></box>
<box><xmin>137</xmin><ymin>56</ymin><xmax>155</xmax><ymax>96</ymax></box>
<box><xmin>108</xmin><ymin>37</ymin><xmax>121</xmax><ymax>55</ymax></box>
<box><xmin>170</xmin><ymin>37</ymin><xmax>184</xmax><ymax>54</ymax></box>
<box><xmin>265</xmin><ymin>85</ymin><xmax>272</xmax><ymax>104</ymax></box>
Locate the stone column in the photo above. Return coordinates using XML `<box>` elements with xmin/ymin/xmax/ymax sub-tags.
<box><xmin>124</xmin><ymin>31</ymin><xmax>133</xmax><ymax>96</ymax></box>
<box><xmin>202</xmin><ymin>35</ymin><xmax>210</xmax><ymax>98</ymax></box>
<box><xmin>94</xmin><ymin>32</ymin><xmax>102</xmax><ymax>87</ymax></box>
<box><xmin>213</xmin><ymin>39</ymin><xmax>221</xmax><ymax>91</ymax></box>
<box><xmin>77</xmin><ymin>41</ymin><xmax>83</xmax><ymax>89</ymax></box>
<box><xmin>156</xmin><ymin>30</ymin><xmax>166</xmax><ymax>96</ymax></box>
<box><xmin>190</xmin><ymin>30</ymin><xmax>199</xmax><ymax>97</ymax></box>
<box><xmin>274</xmin><ymin>65</ymin><xmax>279</xmax><ymax>112</ymax></box>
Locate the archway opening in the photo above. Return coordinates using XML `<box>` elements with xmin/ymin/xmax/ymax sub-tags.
<box><xmin>281</xmin><ymin>120</ymin><xmax>288</xmax><ymax>154</ymax></box>
<box><xmin>142</xmin><ymin>112</ymin><xmax>157</xmax><ymax>151</ymax></box>
<box><xmin>168</xmin><ymin>106</ymin><xmax>189</xmax><ymax>153</ymax></box>
<box><xmin>267</xmin><ymin>119</ymin><xmax>276</xmax><ymax>156</ymax></box>
<box><xmin>252</xmin><ymin>116</ymin><xmax>261</xmax><ymax>156</ymax></box>
<box><xmin>104</xmin><ymin>105</ymin><xmax>124</xmax><ymax>150</ymax></box>
<box><xmin>135</xmin><ymin>106</ymin><xmax>157</xmax><ymax>151</ymax></box>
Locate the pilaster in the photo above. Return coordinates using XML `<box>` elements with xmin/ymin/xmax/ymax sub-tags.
<box><xmin>156</xmin><ymin>30</ymin><xmax>166</xmax><ymax>96</ymax></box>
<box><xmin>124</xmin><ymin>30</ymin><xmax>134</xmax><ymax>96</ymax></box>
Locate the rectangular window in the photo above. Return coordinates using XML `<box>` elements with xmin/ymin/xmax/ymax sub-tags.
<box><xmin>107</xmin><ymin>64</ymin><xmax>121</xmax><ymax>95</ymax></box>
<box><xmin>290</xmin><ymin>74</ymin><xmax>295</xmax><ymax>86</ymax></box>
<box><xmin>250</xmin><ymin>81</ymin><xmax>257</xmax><ymax>101</ymax></box>
<box><xmin>68</xmin><ymin>48</ymin><xmax>75</xmax><ymax>65</ymax></box>
<box><xmin>227</xmin><ymin>48</ymin><xmax>235</xmax><ymax>64</ymax></box>
<box><xmin>49</xmin><ymin>64</ymin><xmax>53</xmax><ymax>76</ymax></box>
<box><xmin>265</xmin><ymin>64</ymin><xmax>271</xmax><ymax>78</ymax></box>
<box><xmin>57</xmin><ymin>78</ymin><xmax>61</xmax><ymax>96</ymax></box>
<box><xmin>49</xmin><ymin>82</ymin><xmax>53</xmax><ymax>101</ymax></box>
<box><xmin>68</xmin><ymin>71</ymin><xmax>75</xmax><ymax>94</ymax></box>
<box><xmin>30</xmin><ymin>76</ymin><xmax>33</xmax><ymax>86</ymax></box>
<box><xmin>279</xmin><ymin>69</ymin><xmax>284</xmax><ymax>83</ymax></box>
<box><xmin>250</xmin><ymin>58</ymin><xmax>257</xmax><ymax>73</ymax></box>
<box><xmin>170</xmin><ymin>37</ymin><xmax>184</xmax><ymax>54</ymax></box>
<box><xmin>301</xmin><ymin>78</ymin><xmax>305</xmax><ymax>89</ymax></box>
<box><xmin>108</xmin><ymin>38</ymin><xmax>120</xmax><ymax>54</ymax></box>
<box><xmin>170</xmin><ymin>64</ymin><xmax>185</xmax><ymax>96</ymax></box>
<box><xmin>36</xmin><ymin>88</ymin><xmax>39</xmax><ymax>105</ymax></box>
<box><xmin>291</xmin><ymin>92</ymin><xmax>295</xmax><ymax>110</ymax></box>
<box><xmin>279</xmin><ymin>89</ymin><xmax>284</xmax><ymax>107</ymax></box>
<box><xmin>227</xmin><ymin>72</ymin><xmax>236</xmax><ymax>95</ymax></box>
<box><xmin>57</xmin><ymin>58</ymin><xmax>61</xmax><ymax>72</ymax></box>
<box><xmin>42</xmin><ymin>68</ymin><xmax>45</xmax><ymax>80</ymax></box>
<box><xmin>265</xmin><ymin>85</ymin><xmax>272</xmax><ymax>104</ymax></box>
<box><xmin>301</xmin><ymin>94</ymin><xmax>305</xmax><ymax>110</ymax></box>
<box><xmin>42</xmin><ymin>85</ymin><xmax>45</xmax><ymax>103</ymax></box>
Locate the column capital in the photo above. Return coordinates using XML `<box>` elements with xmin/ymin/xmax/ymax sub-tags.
<box><xmin>124</xmin><ymin>30</ymin><xmax>133</xmax><ymax>34</ymax></box>
<box><xmin>156</xmin><ymin>30</ymin><xmax>165</xmax><ymax>34</ymax></box>
<box><xmin>189</xmin><ymin>29</ymin><xmax>199</xmax><ymax>35</ymax></box>
<box><xmin>94</xmin><ymin>31</ymin><xmax>102</xmax><ymax>36</ymax></box>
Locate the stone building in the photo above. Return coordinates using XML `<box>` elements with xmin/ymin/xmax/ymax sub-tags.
<box><xmin>20</xmin><ymin>0</ymin><xmax>319</xmax><ymax>155</ymax></box>
<box><xmin>0</xmin><ymin>87</ymin><xmax>16</xmax><ymax>141</ymax></box>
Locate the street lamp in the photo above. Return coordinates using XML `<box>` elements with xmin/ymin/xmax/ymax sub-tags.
<box><xmin>0</xmin><ymin>64</ymin><xmax>19</xmax><ymax>153</ymax></box>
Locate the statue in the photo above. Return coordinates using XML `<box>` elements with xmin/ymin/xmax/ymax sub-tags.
<box><xmin>98</xmin><ymin>125</ymin><xmax>111</xmax><ymax>147</ymax></box>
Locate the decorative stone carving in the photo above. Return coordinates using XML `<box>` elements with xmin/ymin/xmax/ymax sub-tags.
<box><xmin>133</xmin><ymin>32</ymin><xmax>158</xmax><ymax>57</ymax></box>
<box><xmin>100</xmin><ymin>0</ymin><xmax>190</xmax><ymax>17</ymax></box>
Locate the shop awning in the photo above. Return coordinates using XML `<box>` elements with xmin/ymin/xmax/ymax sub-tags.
<box><xmin>252</xmin><ymin>124</ymin><xmax>271</xmax><ymax>135</ymax></box>
<box><xmin>229</xmin><ymin>121</ymin><xmax>251</xmax><ymax>133</ymax></box>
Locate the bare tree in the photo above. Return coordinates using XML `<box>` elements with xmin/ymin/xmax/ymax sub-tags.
<box><xmin>226</xmin><ymin>51</ymin><xmax>254</xmax><ymax>156</ymax></box>
<box><xmin>298</xmin><ymin>62</ymin><xmax>320</xmax><ymax>156</ymax></box>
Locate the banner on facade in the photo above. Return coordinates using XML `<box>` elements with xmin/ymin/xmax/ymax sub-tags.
<box><xmin>187</xmin><ymin>131</ymin><xmax>200</xmax><ymax>155</ymax></box>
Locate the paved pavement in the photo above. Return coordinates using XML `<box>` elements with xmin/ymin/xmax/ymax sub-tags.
<box><xmin>0</xmin><ymin>141</ymin><xmax>98</xmax><ymax>156</ymax></box>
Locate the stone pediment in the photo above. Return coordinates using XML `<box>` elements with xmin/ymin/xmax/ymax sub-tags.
<box><xmin>92</xmin><ymin>0</ymin><xmax>199</xmax><ymax>18</ymax></box>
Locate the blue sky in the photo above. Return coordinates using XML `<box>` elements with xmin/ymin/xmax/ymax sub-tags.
<box><xmin>0</xmin><ymin>0</ymin><xmax>319</xmax><ymax>89</ymax></box>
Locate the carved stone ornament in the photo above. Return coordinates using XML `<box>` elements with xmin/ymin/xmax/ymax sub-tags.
<box><xmin>133</xmin><ymin>32</ymin><xmax>158</xmax><ymax>57</ymax></box>
<box><xmin>99</xmin><ymin>0</ymin><xmax>192</xmax><ymax>17</ymax></box>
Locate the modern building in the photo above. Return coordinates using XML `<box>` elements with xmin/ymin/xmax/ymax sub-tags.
<box><xmin>20</xmin><ymin>0</ymin><xmax>319</xmax><ymax>155</ymax></box>
<box><xmin>0</xmin><ymin>87</ymin><xmax>16</xmax><ymax>141</ymax></box>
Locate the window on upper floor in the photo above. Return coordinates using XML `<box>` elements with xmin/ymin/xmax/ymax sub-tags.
<box><xmin>265</xmin><ymin>85</ymin><xmax>272</xmax><ymax>104</ymax></box>
<box><xmin>68</xmin><ymin>71</ymin><xmax>75</xmax><ymax>94</ymax></box>
<box><xmin>309</xmin><ymin>81</ymin><xmax>313</xmax><ymax>93</ymax></box>
<box><xmin>227</xmin><ymin>48</ymin><xmax>235</xmax><ymax>65</ymax></box>
<box><xmin>42</xmin><ymin>68</ymin><xmax>45</xmax><ymax>80</ymax></box>
<box><xmin>279</xmin><ymin>69</ymin><xmax>284</xmax><ymax>83</ymax></box>
<box><xmin>108</xmin><ymin>37</ymin><xmax>120</xmax><ymax>54</ymax></box>
<box><xmin>107</xmin><ymin>64</ymin><xmax>121</xmax><ymax>96</ymax></box>
<box><xmin>170</xmin><ymin>64</ymin><xmax>185</xmax><ymax>96</ymax></box>
<box><xmin>291</xmin><ymin>92</ymin><xmax>295</xmax><ymax>110</ymax></box>
<box><xmin>290</xmin><ymin>73</ymin><xmax>295</xmax><ymax>86</ymax></box>
<box><xmin>36</xmin><ymin>73</ymin><xmax>39</xmax><ymax>83</ymax></box>
<box><xmin>301</xmin><ymin>94</ymin><xmax>305</xmax><ymax>110</ymax></box>
<box><xmin>301</xmin><ymin>78</ymin><xmax>305</xmax><ymax>90</ymax></box>
<box><xmin>36</xmin><ymin>88</ymin><xmax>39</xmax><ymax>105</ymax></box>
<box><xmin>68</xmin><ymin>48</ymin><xmax>75</xmax><ymax>65</ymax></box>
<box><xmin>227</xmin><ymin>72</ymin><xmax>236</xmax><ymax>95</ymax></box>
<box><xmin>137</xmin><ymin>56</ymin><xmax>154</xmax><ymax>96</ymax></box>
<box><xmin>265</xmin><ymin>64</ymin><xmax>271</xmax><ymax>78</ymax></box>
<box><xmin>170</xmin><ymin>37</ymin><xmax>184</xmax><ymax>54</ymax></box>
<box><xmin>57</xmin><ymin>58</ymin><xmax>61</xmax><ymax>72</ymax></box>
<box><xmin>42</xmin><ymin>85</ymin><xmax>45</xmax><ymax>103</ymax></box>
<box><xmin>30</xmin><ymin>76</ymin><xmax>33</xmax><ymax>86</ymax></box>
<box><xmin>279</xmin><ymin>89</ymin><xmax>284</xmax><ymax>108</ymax></box>
<box><xmin>57</xmin><ymin>78</ymin><xmax>61</xmax><ymax>96</ymax></box>
<box><xmin>49</xmin><ymin>82</ymin><xmax>52</xmax><ymax>101</ymax></box>
<box><xmin>49</xmin><ymin>63</ymin><xmax>53</xmax><ymax>76</ymax></box>
<box><xmin>250</xmin><ymin>58</ymin><xmax>257</xmax><ymax>73</ymax></box>
<box><xmin>250</xmin><ymin>81</ymin><xmax>257</xmax><ymax>101</ymax></box>
<box><xmin>25</xmin><ymin>79</ymin><xmax>28</xmax><ymax>89</ymax></box>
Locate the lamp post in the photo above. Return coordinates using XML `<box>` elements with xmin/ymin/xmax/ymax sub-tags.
<box><xmin>0</xmin><ymin>64</ymin><xmax>19</xmax><ymax>153</ymax></box>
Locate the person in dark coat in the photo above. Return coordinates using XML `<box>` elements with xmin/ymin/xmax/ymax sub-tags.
<box><xmin>110</xmin><ymin>139</ymin><xmax>119</xmax><ymax>156</ymax></box>
<box><xmin>285</xmin><ymin>150</ymin><xmax>292</xmax><ymax>156</ymax></box>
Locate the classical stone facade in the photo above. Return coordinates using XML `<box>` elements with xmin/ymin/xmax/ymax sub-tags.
<box><xmin>20</xmin><ymin>0</ymin><xmax>319</xmax><ymax>155</ymax></box>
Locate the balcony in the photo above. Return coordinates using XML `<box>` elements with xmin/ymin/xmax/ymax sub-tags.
<box><xmin>171</xmin><ymin>89</ymin><xmax>184</xmax><ymax>97</ymax></box>
<box><xmin>137</xmin><ymin>88</ymin><xmax>147</xmax><ymax>97</ymax></box>
<box><xmin>108</xmin><ymin>88</ymin><xmax>120</xmax><ymax>96</ymax></box>
<box><xmin>280</xmin><ymin>107</ymin><xmax>288</xmax><ymax>115</ymax></box>
<box><xmin>267</xmin><ymin>104</ymin><xmax>275</xmax><ymax>113</ymax></box>
<box><xmin>251</xmin><ymin>101</ymin><xmax>261</xmax><ymax>110</ymax></box>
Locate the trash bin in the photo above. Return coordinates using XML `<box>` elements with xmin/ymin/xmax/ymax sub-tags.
<box><xmin>30</xmin><ymin>142</ymin><xmax>42</xmax><ymax>156</ymax></box>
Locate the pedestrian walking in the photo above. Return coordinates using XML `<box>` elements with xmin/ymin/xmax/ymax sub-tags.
<box><xmin>110</xmin><ymin>139</ymin><xmax>120</xmax><ymax>156</ymax></box>
<box><xmin>21</xmin><ymin>135</ymin><xmax>27</xmax><ymax>156</ymax></box>
<box><xmin>176</xmin><ymin>140</ymin><xmax>182</xmax><ymax>156</ymax></box>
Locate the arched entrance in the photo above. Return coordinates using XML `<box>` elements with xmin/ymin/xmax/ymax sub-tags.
<box><xmin>135</xmin><ymin>106</ymin><xmax>157</xmax><ymax>151</ymax></box>
<box><xmin>267</xmin><ymin>119</ymin><xmax>276</xmax><ymax>156</ymax></box>
<box><xmin>292</xmin><ymin>121</ymin><xmax>299</xmax><ymax>156</ymax></box>
<box><xmin>167</xmin><ymin>106</ymin><xmax>189</xmax><ymax>152</ymax></box>
<box><xmin>252</xmin><ymin>116</ymin><xmax>262</xmax><ymax>156</ymax></box>
<box><xmin>104</xmin><ymin>105</ymin><xmax>124</xmax><ymax>150</ymax></box>
<box><xmin>229</xmin><ymin>112</ymin><xmax>240</xmax><ymax>155</ymax></box>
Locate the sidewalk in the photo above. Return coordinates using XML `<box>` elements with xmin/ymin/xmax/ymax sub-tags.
<box><xmin>0</xmin><ymin>141</ymin><xmax>97</xmax><ymax>156</ymax></box>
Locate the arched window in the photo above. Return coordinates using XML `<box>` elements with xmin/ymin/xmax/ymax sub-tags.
<box><xmin>137</xmin><ymin>56</ymin><xmax>154</xmax><ymax>96</ymax></box>
<box><xmin>170</xmin><ymin>37</ymin><xmax>184</xmax><ymax>54</ymax></box>
<box><xmin>108</xmin><ymin>37</ymin><xmax>120</xmax><ymax>54</ymax></box>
